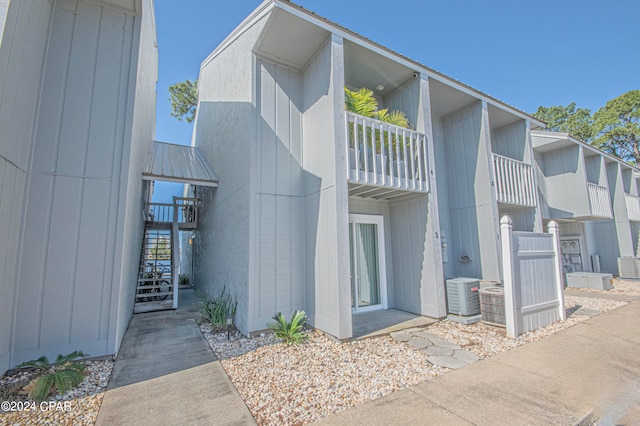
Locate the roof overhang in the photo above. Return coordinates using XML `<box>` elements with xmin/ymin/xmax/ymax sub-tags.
<box><xmin>142</xmin><ymin>141</ymin><xmax>219</xmax><ymax>187</ymax></box>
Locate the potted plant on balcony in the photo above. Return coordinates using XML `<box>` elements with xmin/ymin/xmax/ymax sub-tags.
<box><xmin>344</xmin><ymin>87</ymin><xmax>411</xmax><ymax>178</ymax></box>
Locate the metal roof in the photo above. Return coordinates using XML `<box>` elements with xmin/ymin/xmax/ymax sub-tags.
<box><xmin>142</xmin><ymin>141</ymin><xmax>219</xmax><ymax>187</ymax></box>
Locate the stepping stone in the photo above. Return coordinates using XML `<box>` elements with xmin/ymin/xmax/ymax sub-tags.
<box><xmin>453</xmin><ymin>349</ymin><xmax>480</xmax><ymax>364</ymax></box>
<box><xmin>427</xmin><ymin>355</ymin><xmax>469</xmax><ymax>370</ymax></box>
<box><xmin>390</xmin><ymin>331</ymin><xmax>412</xmax><ymax>342</ymax></box>
<box><xmin>574</xmin><ymin>307</ymin><xmax>601</xmax><ymax>317</ymax></box>
<box><xmin>428</xmin><ymin>336</ymin><xmax>462</xmax><ymax>350</ymax></box>
<box><xmin>421</xmin><ymin>346</ymin><xmax>453</xmax><ymax>357</ymax></box>
<box><xmin>411</xmin><ymin>331</ymin><xmax>441</xmax><ymax>341</ymax></box>
<box><xmin>407</xmin><ymin>336</ymin><xmax>430</xmax><ymax>349</ymax></box>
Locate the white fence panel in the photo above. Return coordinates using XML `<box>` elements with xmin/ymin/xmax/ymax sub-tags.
<box><xmin>501</xmin><ymin>216</ymin><xmax>565</xmax><ymax>338</ymax></box>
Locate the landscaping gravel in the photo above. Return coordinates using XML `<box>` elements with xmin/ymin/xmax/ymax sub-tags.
<box><xmin>568</xmin><ymin>278</ymin><xmax>640</xmax><ymax>296</ymax></box>
<box><xmin>1</xmin><ymin>281</ymin><xmax>632</xmax><ymax>425</ymax></box>
<box><xmin>220</xmin><ymin>330</ymin><xmax>448</xmax><ymax>426</ymax></box>
<box><xmin>0</xmin><ymin>360</ymin><xmax>113</xmax><ymax>425</ymax></box>
<box><xmin>205</xmin><ymin>291</ymin><xmax>629</xmax><ymax>426</ymax></box>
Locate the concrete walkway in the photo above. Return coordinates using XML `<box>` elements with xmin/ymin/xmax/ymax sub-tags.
<box><xmin>565</xmin><ymin>288</ymin><xmax>640</xmax><ymax>302</ymax></box>
<box><xmin>317</xmin><ymin>300</ymin><xmax>640</xmax><ymax>425</ymax></box>
<box><xmin>96</xmin><ymin>288</ymin><xmax>255</xmax><ymax>425</ymax></box>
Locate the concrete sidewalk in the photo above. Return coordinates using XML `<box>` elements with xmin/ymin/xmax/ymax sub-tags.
<box><xmin>96</xmin><ymin>288</ymin><xmax>255</xmax><ymax>425</ymax></box>
<box><xmin>318</xmin><ymin>300</ymin><xmax>640</xmax><ymax>425</ymax></box>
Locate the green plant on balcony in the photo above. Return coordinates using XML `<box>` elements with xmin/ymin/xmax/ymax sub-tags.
<box><xmin>344</xmin><ymin>87</ymin><xmax>410</xmax><ymax>154</ymax></box>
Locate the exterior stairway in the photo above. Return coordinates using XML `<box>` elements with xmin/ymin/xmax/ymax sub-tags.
<box><xmin>133</xmin><ymin>197</ymin><xmax>198</xmax><ymax>314</ymax></box>
<box><xmin>134</xmin><ymin>224</ymin><xmax>175</xmax><ymax>313</ymax></box>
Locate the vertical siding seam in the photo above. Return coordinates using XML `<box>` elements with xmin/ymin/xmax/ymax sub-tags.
<box><xmin>36</xmin><ymin>3</ymin><xmax>79</xmax><ymax>349</ymax></box>
<box><xmin>67</xmin><ymin>5</ymin><xmax>104</xmax><ymax>344</ymax></box>
<box><xmin>52</xmin><ymin>6</ymin><xmax>76</xmax><ymax>176</ymax></box>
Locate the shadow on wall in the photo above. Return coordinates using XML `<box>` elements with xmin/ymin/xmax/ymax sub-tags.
<box><xmin>188</xmin><ymin>101</ymin><xmax>321</xmax><ymax>335</ymax></box>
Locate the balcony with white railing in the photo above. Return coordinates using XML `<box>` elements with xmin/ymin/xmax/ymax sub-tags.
<box><xmin>146</xmin><ymin>197</ymin><xmax>199</xmax><ymax>229</ymax></box>
<box><xmin>492</xmin><ymin>153</ymin><xmax>537</xmax><ymax>207</ymax></box>
<box><xmin>625</xmin><ymin>193</ymin><xmax>640</xmax><ymax>222</ymax></box>
<box><xmin>345</xmin><ymin>112</ymin><xmax>429</xmax><ymax>196</ymax></box>
<box><xmin>587</xmin><ymin>183</ymin><xmax>613</xmax><ymax>218</ymax></box>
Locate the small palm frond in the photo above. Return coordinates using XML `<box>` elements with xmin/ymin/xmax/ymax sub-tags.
<box><xmin>384</xmin><ymin>110</ymin><xmax>409</xmax><ymax>128</ymax></box>
<box><xmin>54</xmin><ymin>351</ymin><xmax>88</xmax><ymax>365</ymax></box>
<box><xmin>267</xmin><ymin>310</ymin><xmax>309</xmax><ymax>345</ymax></box>
<box><xmin>345</xmin><ymin>87</ymin><xmax>378</xmax><ymax>117</ymax></box>
<box><xmin>52</xmin><ymin>370</ymin><xmax>84</xmax><ymax>395</ymax></box>
<box><xmin>17</xmin><ymin>356</ymin><xmax>50</xmax><ymax>370</ymax></box>
<box><xmin>29</xmin><ymin>374</ymin><xmax>56</xmax><ymax>401</ymax></box>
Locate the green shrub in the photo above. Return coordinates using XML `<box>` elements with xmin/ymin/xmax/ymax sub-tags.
<box><xmin>196</xmin><ymin>286</ymin><xmax>237</xmax><ymax>328</ymax></box>
<box><xmin>268</xmin><ymin>310</ymin><xmax>308</xmax><ymax>345</ymax></box>
<box><xmin>17</xmin><ymin>351</ymin><xmax>88</xmax><ymax>401</ymax></box>
<box><xmin>178</xmin><ymin>274</ymin><xmax>190</xmax><ymax>286</ymax></box>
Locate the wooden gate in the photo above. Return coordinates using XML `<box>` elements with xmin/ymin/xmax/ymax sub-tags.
<box><xmin>500</xmin><ymin>216</ymin><xmax>565</xmax><ymax>338</ymax></box>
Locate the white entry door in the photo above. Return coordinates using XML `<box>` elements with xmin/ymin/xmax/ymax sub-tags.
<box><xmin>349</xmin><ymin>214</ymin><xmax>387</xmax><ymax>312</ymax></box>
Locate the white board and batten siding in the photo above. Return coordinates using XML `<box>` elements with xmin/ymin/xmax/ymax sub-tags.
<box><xmin>440</xmin><ymin>102</ymin><xmax>501</xmax><ymax>281</ymax></box>
<box><xmin>252</xmin><ymin>57</ymin><xmax>305</xmax><ymax>331</ymax></box>
<box><xmin>11</xmin><ymin>0</ymin><xmax>154</xmax><ymax>366</ymax></box>
<box><xmin>0</xmin><ymin>0</ymin><xmax>53</xmax><ymax>374</ymax></box>
<box><xmin>501</xmin><ymin>217</ymin><xmax>565</xmax><ymax>338</ymax></box>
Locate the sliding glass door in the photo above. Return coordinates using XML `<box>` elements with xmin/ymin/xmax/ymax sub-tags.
<box><xmin>349</xmin><ymin>214</ymin><xmax>387</xmax><ymax>312</ymax></box>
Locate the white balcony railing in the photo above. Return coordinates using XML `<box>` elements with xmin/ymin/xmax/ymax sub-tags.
<box><xmin>625</xmin><ymin>193</ymin><xmax>640</xmax><ymax>222</ymax></box>
<box><xmin>147</xmin><ymin>197</ymin><xmax>198</xmax><ymax>228</ymax></box>
<box><xmin>345</xmin><ymin>112</ymin><xmax>429</xmax><ymax>193</ymax></box>
<box><xmin>587</xmin><ymin>183</ymin><xmax>613</xmax><ymax>218</ymax></box>
<box><xmin>492</xmin><ymin>153</ymin><xmax>537</xmax><ymax>207</ymax></box>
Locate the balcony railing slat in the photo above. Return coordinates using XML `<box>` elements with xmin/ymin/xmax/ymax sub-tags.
<box><xmin>345</xmin><ymin>111</ymin><xmax>428</xmax><ymax>193</ymax></box>
<box><xmin>492</xmin><ymin>153</ymin><xmax>536</xmax><ymax>207</ymax></box>
<box><xmin>587</xmin><ymin>183</ymin><xmax>612</xmax><ymax>218</ymax></box>
<box><xmin>625</xmin><ymin>193</ymin><xmax>640</xmax><ymax>222</ymax></box>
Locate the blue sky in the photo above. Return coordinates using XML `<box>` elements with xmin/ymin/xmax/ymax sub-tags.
<box><xmin>151</xmin><ymin>0</ymin><xmax>639</xmax><ymax>201</ymax></box>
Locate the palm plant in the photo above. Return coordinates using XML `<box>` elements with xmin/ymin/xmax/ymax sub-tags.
<box><xmin>344</xmin><ymin>87</ymin><xmax>410</xmax><ymax>154</ymax></box>
<box><xmin>344</xmin><ymin>87</ymin><xmax>378</xmax><ymax>118</ymax></box>
<box><xmin>18</xmin><ymin>351</ymin><xmax>88</xmax><ymax>401</ymax></box>
<box><xmin>268</xmin><ymin>310</ymin><xmax>309</xmax><ymax>345</ymax></box>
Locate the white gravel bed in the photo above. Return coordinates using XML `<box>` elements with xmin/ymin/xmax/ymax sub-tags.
<box><xmin>199</xmin><ymin>322</ymin><xmax>278</xmax><ymax>359</ymax></box>
<box><xmin>216</xmin><ymin>330</ymin><xmax>448</xmax><ymax>426</ymax></box>
<box><xmin>427</xmin><ymin>295</ymin><xmax>627</xmax><ymax>359</ymax></box>
<box><xmin>0</xmin><ymin>360</ymin><xmax>113</xmax><ymax>425</ymax></box>
<box><xmin>567</xmin><ymin>278</ymin><xmax>640</xmax><ymax>296</ymax></box>
<box><xmin>203</xmin><ymin>294</ymin><xmax>629</xmax><ymax>426</ymax></box>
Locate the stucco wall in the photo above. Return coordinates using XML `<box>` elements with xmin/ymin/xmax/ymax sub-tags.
<box><xmin>192</xmin><ymin>15</ymin><xmax>268</xmax><ymax>335</ymax></box>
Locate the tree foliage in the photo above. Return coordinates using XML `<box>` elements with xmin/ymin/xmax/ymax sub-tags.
<box><xmin>169</xmin><ymin>79</ymin><xmax>198</xmax><ymax>123</ymax></box>
<box><xmin>533</xmin><ymin>103</ymin><xmax>594</xmax><ymax>142</ymax></box>
<box><xmin>592</xmin><ymin>90</ymin><xmax>640</xmax><ymax>165</ymax></box>
<box><xmin>533</xmin><ymin>91</ymin><xmax>640</xmax><ymax>166</ymax></box>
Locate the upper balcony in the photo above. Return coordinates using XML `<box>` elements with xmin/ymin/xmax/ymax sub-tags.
<box><xmin>625</xmin><ymin>193</ymin><xmax>640</xmax><ymax>222</ymax></box>
<box><xmin>587</xmin><ymin>183</ymin><xmax>613</xmax><ymax>219</ymax></box>
<box><xmin>492</xmin><ymin>153</ymin><xmax>536</xmax><ymax>207</ymax></box>
<box><xmin>345</xmin><ymin>112</ymin><xmax>429</xmax><ymax>198</ymax></box>
<box><xmin>146</xmin><ymin>197</ymin><xmax>199</xmax><ymax>230</ymax></box>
